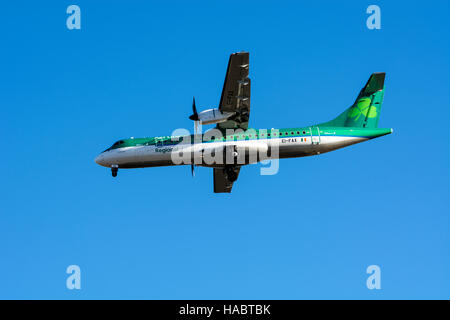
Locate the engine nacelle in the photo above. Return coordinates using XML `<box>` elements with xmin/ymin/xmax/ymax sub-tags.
<box><xmin>196</xmin><ymin>108</ymin><xmax>235</xmax><ymax>125</ymax></box>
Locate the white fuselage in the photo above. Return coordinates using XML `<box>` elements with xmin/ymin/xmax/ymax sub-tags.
<box><xmin>95</xmin><ymin>135</ymin><xmax>367</xmax><ymax>169</ymax></box>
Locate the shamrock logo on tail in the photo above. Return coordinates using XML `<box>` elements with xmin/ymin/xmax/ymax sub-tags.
<box><xmin>348</xmin><ymin>98</ymin><xmax>377</xmax><ymax>121</ymax></box>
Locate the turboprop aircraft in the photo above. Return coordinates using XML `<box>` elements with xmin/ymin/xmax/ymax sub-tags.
<box><xmin>95</xmin><ymin>52</ymin><xmax>393</xmax><ymax>193</ymax></box>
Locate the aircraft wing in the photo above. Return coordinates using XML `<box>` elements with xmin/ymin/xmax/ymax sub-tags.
<box><xmin>217</xmin><ymin>52</ymin><xmax>251</xmax><ymax>130</ymax></box>
<box><xmin>213</xmin><ymin>167</ymin><xmax>241</xmax><ymax>193</ymax></box>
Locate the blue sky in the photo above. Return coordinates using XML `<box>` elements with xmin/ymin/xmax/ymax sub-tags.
<box><xmin>1</xmin><ymin>0</ymin><xmax>449</xmax><ymax>299</ymax></box>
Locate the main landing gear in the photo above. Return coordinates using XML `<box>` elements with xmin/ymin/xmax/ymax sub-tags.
<box><xmin>225</xmin><ymin>166</ymin><xmax>238</xmax><ymax>182</ymax></box>
<box><xmin>111</xmin><ymin>165</ymin><xmax>118</xmax><ymax>177</ymax></box>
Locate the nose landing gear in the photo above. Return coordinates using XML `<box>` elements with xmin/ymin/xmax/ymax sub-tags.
<box><xmin>111</xmin><ymin>165</ymin><xmax>118</xmax><ymax>177</ymax></box>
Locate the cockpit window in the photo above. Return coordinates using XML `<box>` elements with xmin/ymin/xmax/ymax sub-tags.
<box><xmin>106</xmin><ymin>140</ymin><xmax>125</xmax><ymax>151</ymax></box>
<box><xmin>113</xmin><ymin>140</ymin><xmax>124</xmax><ymax>147</ymax></box>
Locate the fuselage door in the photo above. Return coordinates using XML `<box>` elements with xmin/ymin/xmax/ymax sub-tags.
<box><xmin>310</xmin><ymin>126</ymin><xmax>321</xmax><ymax>145</ymax></box>
<box><xmin>155</xmin><ymin>138</ymin><xmax>164</xmax><ymax>148</ymax></box>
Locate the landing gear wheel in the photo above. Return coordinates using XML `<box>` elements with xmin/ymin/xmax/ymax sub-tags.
<box><xmin>111</xmin><ymin>167</ymin><xmax>118</xmax><ymax>177</ymax></box>
<box><xmin>225</xmin><ymin>167</ymin><xmax>238</xmax><ymax>182</ymax></box>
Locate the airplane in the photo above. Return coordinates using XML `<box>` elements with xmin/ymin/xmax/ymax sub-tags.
<box><xmin>95</xmin><ymin>52</ymin><xmax>393</xmax><ymax>193</ymax></box>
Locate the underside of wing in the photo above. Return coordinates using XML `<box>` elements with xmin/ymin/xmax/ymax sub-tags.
<box><xmin>217</xmin><ymin>52</ymin><xmax>251</xmax><ymax>130</ymax></box>
<box><xmin>213</xmin><ymin>167</ymin><xmax>241</xmax><ymax>193</ymax></box>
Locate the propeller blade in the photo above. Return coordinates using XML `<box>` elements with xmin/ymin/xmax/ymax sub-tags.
<box><xmin>192</xmin><ymin>97</ymin><xmax>197</xmax><ymax>114</ymax></box>
<box><xmin>191</xmin><ymin>164</ymin><xmax>195</xmax><ymax>177</ymax></box>
<box><xmin>189</xmin><ymin>96</ymin><xmax>199</xmax><ymax>121</ymax></box>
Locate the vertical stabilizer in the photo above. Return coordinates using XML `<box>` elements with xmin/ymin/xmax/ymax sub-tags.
<box><xmin>319</xmin><ymin>73</ymin><xmax>386</xmax><ymax>128</ymax></box>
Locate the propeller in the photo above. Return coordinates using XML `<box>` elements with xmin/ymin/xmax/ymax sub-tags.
<box><xmin>189</xmin><ymin>96</ymin><xmax>200</xmax><ymax>136</ymax></box>
<box><xmin>189</xmin><ymin>97</ymin><xmax>199</xmax><ymax>121</ymax></box>
<box><xmin>189</xmin><ymin>97</ymin><xmax>200</xmax><ymax>177</ymax></box>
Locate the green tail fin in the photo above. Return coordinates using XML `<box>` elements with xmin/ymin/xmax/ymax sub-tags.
<box><xmin>319</xmin><ymin>73</ymin><xmax>386</xmax><ymax>128</ymax></box>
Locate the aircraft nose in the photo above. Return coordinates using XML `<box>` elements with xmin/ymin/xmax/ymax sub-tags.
<box><xmin>95</xmin><ymin>153</ymin><xmax>105</xmax><ymax>166</ymax></box>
